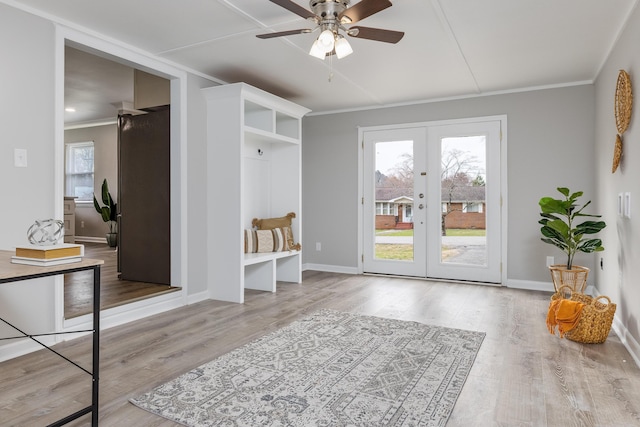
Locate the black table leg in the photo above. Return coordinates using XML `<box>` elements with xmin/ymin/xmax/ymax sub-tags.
<box><xmin>92</xmin><ymin>265</ymin><xmax>100</xmax><ymax>426</ymax></box>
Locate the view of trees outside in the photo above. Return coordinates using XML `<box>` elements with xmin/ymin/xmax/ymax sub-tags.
<box><xmin>440</xmin><ymin>137</ymin><xmax>486</xmax><ymax>236</ymax></box>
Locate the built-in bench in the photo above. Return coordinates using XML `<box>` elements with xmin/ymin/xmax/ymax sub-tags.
<box><xmin>243</xmin><ymin>250</ymin><xmax>301</xmax><ymax>292</ymax></box>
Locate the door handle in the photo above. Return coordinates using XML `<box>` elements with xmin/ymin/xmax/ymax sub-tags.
<box><xmin>418</xmin><ymin>204</ymin><xmax>424</xmax><ymax>209</ymax></box>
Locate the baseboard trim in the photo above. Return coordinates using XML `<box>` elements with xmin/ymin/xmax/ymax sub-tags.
<box><xmin>63</xmin><ymin>291</ymin><xmax>184</xmax><ymax>333</ymax></box>
<box><xmin>187</xmin><ymin>290</ymin><xmax>210</xmax><ymax>305</ymax></box>
<box><xmin>0</xmin><ymin>336</ymin><xmax>58</xmax><ymax>363</ymax></box>
<box><xmin>590</xmin><ymin>285</ymin><xmax>640</xmax><ymax>369</ymax></box>
<box><xmin>300</xmin><ymin>270</ymin><xmax>561</xmax><ymax>293</ymax></box>
<box><xmin>302</xmin><ymin>263</ymin><xmax>358</xmax><ymax>275</ymax></box>
<box><xmin>2</xmin><ymin>290</ymin><xmax>199</xmax><ymax>362</ymax></box>
<box><xmin>506</xmin><ymin>279</ymin><xmax>554</xmax><ymax>292</ymax></box>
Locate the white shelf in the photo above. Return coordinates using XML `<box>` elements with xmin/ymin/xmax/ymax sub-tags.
<box><xmin>244</xmin><ymin>100</ymin><xmax>273</xmax><ymax>132</ymax></box>
<box><xmin>244</xmin><ymin>250</ymin><xmax>301</xmax><ymax>266</ymax></box>
<box><xmin>244</xmin><ymin>126</ymin><xmax>300</xmax><ymax>145</ymax></box>
<box><xmin>203</xmin><ymin>83</ymin><xmax>310</xmax><ymax>303</ymax></box>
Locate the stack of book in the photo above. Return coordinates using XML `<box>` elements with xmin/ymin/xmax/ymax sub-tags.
<box><xmin>11</xmin><ymin>243</ymin><xmax>84</xmax><ymax>266</ymax></box>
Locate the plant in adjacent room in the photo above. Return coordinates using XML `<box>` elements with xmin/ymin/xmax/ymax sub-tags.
<box><xmin>93</xmin><ymin>178</ymin><xmax>118</xmax><ymax>247</ymax></box>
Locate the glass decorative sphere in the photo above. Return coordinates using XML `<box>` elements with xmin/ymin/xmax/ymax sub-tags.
<box><xmin>27</xmin><ymin>219</ymin><xmax>65</xmax><ymax>245</ymax></box>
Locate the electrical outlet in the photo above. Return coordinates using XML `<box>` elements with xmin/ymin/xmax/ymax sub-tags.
<box><xmin>546</xmin><ymin>256</ymin><xmax>554</xmax><ymax>267</ymax></box>
<box><xmin>316</xmin><ymin>242</ymin><xmax>321</xmax><ymax>251</ymax></box>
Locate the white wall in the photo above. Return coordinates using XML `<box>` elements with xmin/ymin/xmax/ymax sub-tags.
<box><xmin>302</xmin><ymin>85</ymin><xmax>596</xmax><ymax>284</ymax></box>
<box><xmin>0</xmin><ymin>4</ymin><xmax>58</xmax><ymax>357</ymax></box>
<box><xmin>186</xmin><ymin>74</ymin><xmax>219</xmax><ymax>298</ymax></box>
<box><xmin>0</xmin><ymin>4</ymin><xmax>56</xmax><ymax>248</ymax></box>
<box><xmin>594</xmin><ymin>3</ymin><xmax>640</xmax><ymax>357</ymax></box>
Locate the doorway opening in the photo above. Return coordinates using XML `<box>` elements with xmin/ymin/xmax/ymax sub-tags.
<box><xmin>58</xmin><ymin>32</ymin><xmax>186</xmax><ymax>322</ymax></box>
<box><xmin>64</xmin><ymin>243</ymin><xmax>180</xmax><ymax>318</ymax></box>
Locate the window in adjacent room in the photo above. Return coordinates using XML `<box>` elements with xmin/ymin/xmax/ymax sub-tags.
<box><xmin>65</xmin><ymin>141</ymin><xmax>94</xmax><ymax>201</ymax></box>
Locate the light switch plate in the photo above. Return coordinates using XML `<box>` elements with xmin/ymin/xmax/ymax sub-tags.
<box><xmin>618</xmin><ymin>193</ymin><xmax>624</xmax><ymax>216</ymax></box>
<box><xmin>14</xmin><ymin>148</ymin><xmax>27</xmax><ymax>167</ymax></box>
<box><xmin>624</xmin><ymin>192</ymin><xmax>631</xmax><ymax>218</ymax></box>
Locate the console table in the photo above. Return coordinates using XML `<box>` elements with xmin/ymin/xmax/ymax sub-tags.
<box><xmin>0</xmin><ymin>250</ymin><xmax>103</xmax><ymax>426</ymax></box>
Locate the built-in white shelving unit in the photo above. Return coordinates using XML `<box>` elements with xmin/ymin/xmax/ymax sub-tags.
<box><xmin>203</xmin><ymin>83</ymin><xmax>310</xmax><ymax>303</ymax></box>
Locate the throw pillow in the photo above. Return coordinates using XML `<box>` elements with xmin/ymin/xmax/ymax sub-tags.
<box><xmin>251</xmin><ymin>212</ymin><xmax>301</xmax><ymax>250</ymax></box>
<box><xmin>244</xmin><ymin>227</ymin><xmax>290</xmax><ymax>253</ymax></box>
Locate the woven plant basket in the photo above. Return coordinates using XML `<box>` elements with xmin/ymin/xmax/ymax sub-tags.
<box><xmin>551</xmin><ymin>286</ymin><xmax>616</xmax><ymax>344</ymax></box>
<box><xmin>549</xmin><ymin>264</ymin><xmax>589</xmax><ymax>293</ymax></box>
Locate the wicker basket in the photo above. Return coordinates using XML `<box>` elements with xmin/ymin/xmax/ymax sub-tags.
<box><xmin>615</xmin><ymin>69</ymin><xmax>633</xmax><ymax>135</ymax></box>
<box><xmin>549</xmin><ymin>265</ymin><xmax>589</xmax><ymax>293</ymax></box>
<box><xmin>550</xmin><ymin>286</ymin><xmax>616</xmax><ymax>344</ymax></box>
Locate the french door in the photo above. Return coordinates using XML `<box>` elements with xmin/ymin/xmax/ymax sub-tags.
<box><xmin>363</xmin><ymin>127</ymin><xmax>427</xmax><ymax>277</ymax></box>
<box><xmin>362</xmin><ymin>119</ymin><xmax>502</xmax><ymax>283</ymax></box>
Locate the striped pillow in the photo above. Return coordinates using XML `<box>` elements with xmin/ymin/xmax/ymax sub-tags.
<box><xmin>244</xmin><ymin>227</ymin><xmax>290</xmax><ymax>253</ymax></box>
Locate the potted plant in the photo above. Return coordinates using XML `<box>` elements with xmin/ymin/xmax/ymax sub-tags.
<box><xmin>539</xmin><ymin>187</ymin><xmax>606</xmax><ymax>292</ymax></box>
<box><xmin>93</xmin><ymin>178</ymin><xmax>118</xmax><ymax>247</ymax></box>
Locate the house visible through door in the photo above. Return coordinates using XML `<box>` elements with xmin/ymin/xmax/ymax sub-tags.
<box><xmin>362</xmin><ymin>118</ymin><xmax>503</xmax><ymax>283</ymax></box>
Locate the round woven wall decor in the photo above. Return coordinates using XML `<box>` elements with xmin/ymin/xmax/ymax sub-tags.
<box><xmin>612</xmin><ymin>134</ymin><xmax>623</xmax><ymax>173</ymax></box>
<box><xmin>615</xmin><ymin>70</ymin><xmax>633</xmax><ymax>135</ymax></box>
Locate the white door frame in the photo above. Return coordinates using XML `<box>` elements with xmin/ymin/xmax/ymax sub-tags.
<box><xmin>54</xmin><ymin>25</ymin><xmax>190</xmax><ymax>333</ymax></box>
<box><xmin>357</xmin><ymin>116</ymin><xmax>508</xmax><ymax>284</ymax></box>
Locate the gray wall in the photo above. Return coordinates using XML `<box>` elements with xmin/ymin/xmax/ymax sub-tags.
<box><xmin>302</xmin><ymin>85</ymin><xmax>596</xmax><ymax>283</ymax></box>
<box><xmin>594</xmin><ymin>3</ymin><xmax>640</xmax><ymax>349</ymax></box>
<box><xmin>65</xmin><ymin>123</ymin><xmax>118</xmax><ymax>239</ymax></box>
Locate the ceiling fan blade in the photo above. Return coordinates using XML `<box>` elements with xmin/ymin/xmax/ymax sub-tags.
<box><xmin>347</xmin><ymin>26</ymin><xmax>404</xmax><ymax>43</ymax></box>
<box><xmin>338</xmin><ymin>0</ymin><xmax>392</xmax><ymax>24</ymax></box>
<box><xmin>269</xmin><ymin>0</ymin><xmax>316</xmax><ymax>20</ymax></box>
<box><xmin>256</xmin><ymin>29</ymin><xmax>312</xmax><ymax>39</ymax></box>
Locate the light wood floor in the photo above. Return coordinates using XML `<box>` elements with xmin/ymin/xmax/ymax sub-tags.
<box><xmin>2</xmin><ymin>272</ymin><xmax>639</xmax><ymax>426</ymax></box>
<box><xmin>64</xmin><ymin>242</ymin><xmax>180</xmax><ymax>319</ymax></box>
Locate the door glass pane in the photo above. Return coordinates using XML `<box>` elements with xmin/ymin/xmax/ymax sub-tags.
<box><xmin>440</xmin><ymin>136</ymin><xmax>487</xmax><ymax>266</ymax></box>
<box><xmin>374</xmin><ymin>140</ymin><xmax>414</xmax><ymax>261</ymax></box>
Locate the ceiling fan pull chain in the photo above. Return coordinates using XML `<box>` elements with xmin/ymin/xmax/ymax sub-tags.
<box><xmin>328</xmin><ymin>53</ymin><xmax>334</xmax><ymax>82</ymax></box>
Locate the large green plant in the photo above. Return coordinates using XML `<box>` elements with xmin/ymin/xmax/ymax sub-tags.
<box><xmin>93</xmin><ymin>178</ymin><xmax>117</xmax><ymax>233</ymax></box>
<box><xmin>539</xmin><ymin>187</ymin><xmax>606</xmax><ymax>269</ymax></box>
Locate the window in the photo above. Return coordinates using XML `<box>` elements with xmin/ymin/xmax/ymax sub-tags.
<box><xmin>375</xmin><ymin>202</ymin><xmax>397</xmax><ymax>215</ymax></box>
<box><xmin>65</xmin><ymin>141</ymin><xmax>94</xmax><ymax>201</ymax></box>
<box><xmin>463</xmin><ymin>202</ymin><xmax>483</xmax><ymax>213</ymax></box>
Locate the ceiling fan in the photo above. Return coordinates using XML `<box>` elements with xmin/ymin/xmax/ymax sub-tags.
<box><xmin>256</xmin><ymin>0</ymin><xmax>404</xmax><ymax>59</ymax></box>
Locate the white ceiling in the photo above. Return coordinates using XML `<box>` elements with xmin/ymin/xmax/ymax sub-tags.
<box><xmin>11</xmin><ymin>0</ymin><xmax>639</xmax><ymax>123</ymax></box>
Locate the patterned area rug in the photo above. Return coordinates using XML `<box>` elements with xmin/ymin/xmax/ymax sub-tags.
<box><xmin>130</xmin><ymin>309</ymin><xmax>485</xmax><ymax>426</ymax></box>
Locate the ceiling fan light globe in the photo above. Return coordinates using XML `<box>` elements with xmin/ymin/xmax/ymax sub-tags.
<box><xmin>309</xmin><ymin>40</ymin><xmax>326</xmax><ymax>59</ymax></box>
<box><xmin>335</xmin><ymin>37</ymin><xmax>353</xmax><ymax>59</ymax></box>
<box><xmin>318</xmin><ymin>29</ymin><xmax>335</xmax><ymax>52</ymax></box>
